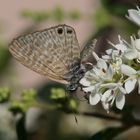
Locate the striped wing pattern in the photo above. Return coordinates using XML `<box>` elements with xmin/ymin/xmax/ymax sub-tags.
<box><xmin>9</xmin><ymin>25</ymin><xmax>80</xmax><ymax>84</ymax></box>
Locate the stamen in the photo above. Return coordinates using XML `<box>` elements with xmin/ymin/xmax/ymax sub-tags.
<box><xmin>102</xmin><ymin>68</ymin><xmax>106</xmax><ymax>73</ymax></box>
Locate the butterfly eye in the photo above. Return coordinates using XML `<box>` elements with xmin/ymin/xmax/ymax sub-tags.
<box><xmin>57</xmin><ymin>27</ymin><xmax>63</xmax><ymax>34</ymax></box>
<box><xmin>67</xmin><ymin>29</ymin><xmax>73</xmax><ymax>34</ymax></box>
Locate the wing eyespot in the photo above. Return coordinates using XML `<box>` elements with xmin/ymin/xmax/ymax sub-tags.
<box><xmin>57</xmin><ymin>27</ymin><xmax>63</xmax><ymax>34</ymax></box>
<box><xmin>66</xmin><ymin>29</ymin><xmax>73</xmax><ymax>34</ymax></box>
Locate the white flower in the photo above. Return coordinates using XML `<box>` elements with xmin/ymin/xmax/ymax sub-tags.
<box><xmin>101</xmin><ymin>83</ymin><xmax>126</xmax><ymax>111</ymax></box>
<box><xmin>121</xmin><ymin>64</ymin><xmax>140</xmax><ymax>94</ymax></box>
<box><xmin>108</xmin><ymin>35</ymin><xmax>140</xmax><ymax>63</ymax></box>
<box><xmin>80</xmin><ymin>32</ymin><xmax>140</xmax><ymax>111</ymax></box>
<box><xmin>127</xmin><ymin>7</ymin><xmax>140</xmax><ymax>26</ymax></box>
<box><xmin>80</xmin><ymin>54</ymin><xmax>115</xmax><ymax>106</ymax></box>
<box><xmin>102</xmin><ymin>49</ymin><xmax>123</xmax><ymax>71</ymax></box>
<box><xmin>125</xmin><ymin>36</ymin><xmax>140</xmax><ymax>62</ymax></box>
<box><xmin>80</xmin><ymin>53</ymin><xmax>115</xmax><ymax>86</ymax></box>
<box><xmin>80</xmin><ymin>78</ymin><xmax>101</xmax><ymax>105</ymax></box>
<box><xmin>109</xmin><ymin>36</ymin><xmax>128</xmax><ymax>53</ymax></box>
<box><xmin>102</xmin><ymin>36</ymin><xmax>127</xmax><ymax>71</ymax></box>
<box><xmin>93</xmin><ymin>52</ymin><xmax>114</xmax><ymax>79</ymax></box>
<box><xmin>89</xmin><ymin>85</ymin><xmax>101</xmax><ymax>105</ymax></box>
<box><xmin>80</xmin><ymin>53</ymin><xmax>127</xmax><ymax>111</ymax></box>
<box><xmin>80</xmin><ymin>70</ymin><xmax>102</xmax><ymax>105</ymax></box>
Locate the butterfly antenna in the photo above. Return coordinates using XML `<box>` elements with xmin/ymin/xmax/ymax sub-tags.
<box><xmin>74</xmin><ymin>114</ymin><xmax>78</xmax><ymax>125</ymax></box>
<box><xmin>70</xmin><ymin>93</ymin><xmax>78</xmax><ymax>125</ymax></box>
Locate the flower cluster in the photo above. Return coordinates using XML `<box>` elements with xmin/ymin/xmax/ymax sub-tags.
<box><xmin>80</xmin><ymin>7</ymin><xmax>140</xmax><ymax>112</ymax></box>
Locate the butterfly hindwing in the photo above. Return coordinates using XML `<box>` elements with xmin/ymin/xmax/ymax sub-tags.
<box><xmin>9</xmin><ymin>25</ymin><xmax>81</xmax><ymax>84</ymax></box>
<box><xmin>10</xmin><ymin>33</ymin><xmax>68</xmax><ymax>84</ymax></box>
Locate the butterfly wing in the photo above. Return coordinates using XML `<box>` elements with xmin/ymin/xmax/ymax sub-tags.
<box><xmin>80</xmin><ymin>39</ymin><xmax>97</xmax><ymax>61</ymax></box>
<box><xmin>9</xmin><ymin>25</ymin><xmax>80</xmax><ymax>84</ymax></box>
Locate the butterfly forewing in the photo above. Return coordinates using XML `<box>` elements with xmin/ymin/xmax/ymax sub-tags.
<box><xmin>10</xmin><ymin>34</ymin><xmax>66</xmax><ymax>83</ymax></box>
<box><xmin>9</xmin><ymin>25</ymin><xmax>81</xmax><ymax>84</ymax></box>
<box><xmin>80</xmin><ymin>39</ymin><xmax>97</xmax><ymax>62</ymax></box>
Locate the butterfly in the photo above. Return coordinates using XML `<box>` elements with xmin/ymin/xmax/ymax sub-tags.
<box><xmin>9</xmin><ymin>24</ymin><xmax>96</xmax><ymax>92</ymax></box>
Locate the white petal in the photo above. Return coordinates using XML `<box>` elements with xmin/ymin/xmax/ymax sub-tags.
<box><xmin>102</xmin><ymin>101</ymin><xmax>109</xmax><ymax>111</ymax></box>
<box><xmin>116</xmin><ymin>93</ymin><xmax>125</xmax><ymax>110</ymax></box>
<box><xmin>102</xmin><ymin>55</ymin><xmax>110</xmax><ymax>60</ymax></box>
<box><xmin>138</xmin><ymin>78</ymin><xmax>140</xmax><ymax>94</ymax></box>
<box><xmin>97</xmin><ymin>59</ymin><xmax>107</xmax><ymax>70</ymax></box>
<box><xmin>127</xmin><ymin>9</ymin><xmax>140</xmax><ymax>26</ymax></box>
<box><xmin>107</xmin><ymin>65</ymin><xmax>114</xmax><ymax>79</ymax></box>
<box><xmin>124</xmin><ymin>50</ymin><xmax>137</xmax><ymax>59</ymax></box>
<box><xmin>101</xmin><ymin>83</ymin><xmax>117</xmax><ymax>89</ymax></box>
<box><xmin>119</xmin><ymin>86</ymin><xmax>127</xmax><ymax>94</ymax></box>
<box><xmin>106</xmin><ymin>49</ymin><xmax>113</xmax><ymax>54</ymax></box>
<box><xmin>121</xmin><ymin>64</ymin><xmax>137</xmax><ymax>76</ymax></box>
<box><xmin>89</xmin><ymin>93</ymin><xmax>100</xmax><ymax>105</ymax></box>
<box><xmin>125</xmin><ymin>79</ymin><xmax>137</xmax><ymax>93</ymax></box>
<box><xmin>131</xmin><ymin>36</ymin><xmax>136</xmax><ymax>48</ymax></box>
<box><xmin>83</xmin><ymin>86</ymin><xmax>95</xmax><ymax>92</ymax></box>
<box><xmin>115</xmin><ymin>44</ymin><xmax>127</xmax><ymax>52</ymax></box>
<box><xmin>134</xmin><ymin>39</ymin><xmax>140</xmax><ymax>51</ymax></box>
<box><xmin>92</xmin><ymin>67</ymin><xmax>102</xmax><ymax>77</ymax></box>
<box><xmin>79</xmin><ymin>78</ymin><xmax>90</xmax><ymax>86</ymax></box>
<box><xmin>101</xmin><ymin>89</ymin><xmax>113</xmax><ymax>102</ymax></box>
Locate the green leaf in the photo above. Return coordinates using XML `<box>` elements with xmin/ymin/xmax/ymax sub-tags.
<box><xmin>21</xmin><ymin>10</ymin><xmax>50</xmax><ymax>22</ymax></box>
<box><xmin>69</xmin><ymin>10</ymin><xmax>81</xmax><ymax>20</ymax></box>
<box><xmin>10</xmin><ymin>89</ymin><xmax>37</xmax><ymax>113</ymax></box>
<box><xmin>52</xmin><ymin>7</ymin><xmax>65</xmax><ymax>22</ymax></box>
<box><xmin>22</xmin><ymin>89</ymin><xmax>37</xmax><ymax>102</ymax></box>
<box><xmin>101</xmin><ymin>0</ymin><xmax>139</xmax><ymax>16</ymax></box>
<box><xmin>0</xmin><ymin>87</ymin><xmax>10</xmax><ymax>102</ymax></box>
<box><xmin>94</xmin><ymin>8</ymin><xmax>111</xmax><ymax>29</ymax></box>
<box><xmin>51</xmin><ymin>88</ymin><xmax>66</xmax><ymax>99</ymax></box>
<box><xmin>0</xmin><ymin>42</ymin><xmax>11</xmax><ymax>73</ymax></box>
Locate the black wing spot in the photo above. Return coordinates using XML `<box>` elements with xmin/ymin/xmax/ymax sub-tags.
<box><xmin>67</xmin><ymin>29</ymin><xmax>73</xmax><ymax>34</ymax></box>
<box><xmin>57</xmin><ymin>27</ymin><xmax>63</xmax><ymax>34</ymax></box>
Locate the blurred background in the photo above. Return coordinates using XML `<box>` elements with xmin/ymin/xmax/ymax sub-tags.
<box><xmin>0</xmin><ymin>0</ymin><xmax>140</xmax><ymax>140</ymax></box>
